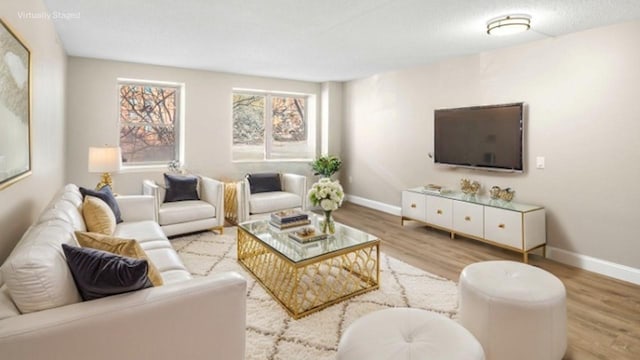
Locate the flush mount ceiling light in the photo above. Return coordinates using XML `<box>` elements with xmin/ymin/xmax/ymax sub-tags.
<box><xmin>486</xmin><ymin>15</ymin><xmax>531</xmax><ymax>35</ymax></box>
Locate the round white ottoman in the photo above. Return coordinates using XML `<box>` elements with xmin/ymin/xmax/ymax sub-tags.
<box><xmin>459</xmin><ymin>261</ymin><xmax>567</xmax><ymax>360</ymax></box>
<box><xmin>337</xmin><ymin>308</ymin><xmax>485</xmax><ymax>360</ymax></box>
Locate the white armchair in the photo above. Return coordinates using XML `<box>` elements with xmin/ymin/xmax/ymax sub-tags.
<box><xmin>143</xmin><ymin>175</ymin><xmax>225</xmax><ymax>237</ymax></box>
<box><xmin>237</xmin><ymin>173</ymin><xmax>307</xmax><ymax>223</ymax></box>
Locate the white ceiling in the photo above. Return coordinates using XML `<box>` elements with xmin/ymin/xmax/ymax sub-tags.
<box><xmin>43</xmin><ymin>0</ymin><xmax>640</xmax><ymax>82</ymax></box>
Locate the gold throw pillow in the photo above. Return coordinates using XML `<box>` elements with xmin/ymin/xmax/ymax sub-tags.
<box><xmin>82</xmin><ymin>196</ymin><xmax>116</xmax><ymax>235</ymax></box>
<box><xmin>75</xmin><ymin>231</ymin><xmax>164</xmax><ymax>286</ymax></box>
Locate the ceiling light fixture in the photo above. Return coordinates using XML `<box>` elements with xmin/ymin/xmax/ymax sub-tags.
<box><xmin>486</xmin><ymin>15</ymin><xmax>531</xmax><ymax>36</ymax></box>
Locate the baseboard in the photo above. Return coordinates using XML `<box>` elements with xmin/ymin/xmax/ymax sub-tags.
<box><xmin>546</xmin><ymin>246</ymin><xmax>640</xmax><ymax>285</ymax></box>
<box><xmin>346</xmin><ymin>194</ymin><xmax>640</xmax><ymax>286</ymax></box>
<box><xmin>344</xmin><ymin>194</ymin><xmax>402</xmax><ymax>216</ymax></box>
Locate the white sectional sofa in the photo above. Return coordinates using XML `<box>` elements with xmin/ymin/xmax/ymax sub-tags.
<box><xmin>0</xmin><ymin>184</ymin><xmax>247</xmax><ymax>360</ymax></box>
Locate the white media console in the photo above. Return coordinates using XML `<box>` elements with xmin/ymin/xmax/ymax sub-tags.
<box><xmin>401</xmin><ymin>187</ymin><xmax>546</xmax><ymax>262</ymax></box>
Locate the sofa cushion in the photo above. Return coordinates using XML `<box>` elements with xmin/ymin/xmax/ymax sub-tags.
<box><xmin>82</xmin><ymin>196</ymin><xmax>116</xmax><ymax>235</ymax></box>
<box><xmin>114</xmin><ymin>221</ymin><xmax>168</xmax><ymax>245</ymax></box>
<box><xmin>38</xmin><ymin>207</ymin><xmax>77</xmax><ymax>228</ymax></box>
<box><xmin>159</xmin><ymin>269</ymin><xmax>193</xmax><ymax>285</ymax></box>
<box><xmin>158</xmin><ymin>200</ymin><xmax>216</xmax><ymax>226</ymax></box>
<box><xmin>249</xmin><ymin>191</ymin><xmax>302</xmax><ymax>214</ymax></box>
<box><xmin>47</xmin><ymin>184</ymin><xmax>82</xmax><ymax>208</ymax></box>
<box><xmin>80</xmin><ymin>186</ymin><xmax>123</xmax><ymax>223</ymax></box>
<box><xmin>247</xmin><ymin>173</ymin><xmax>282</xmax><ymax>194</ymax></box>
<box><xmin>0</xmin><ymin>285</ymin><xmax>20</xmax><ymax>320</ymax></box>
<box><xmin>62</xmin><ymin>244</ymin><xmax>152</xmax><ymax>301</ymax></box>
<box><xmin>143</xmin><ymin>248</ymin><xmax>190</xmax><ymax>274</ymax></box>
<box><xmin>46</xmin><ymin>199</ymin><xmax>86</xmax><ymax>232</ymax></box>
<box><xmin>164</xmin><ymin>173</ymin><xmax>200</xmax><ymax>202</ymax></box>
<box><xmin>0</xmin><ymin>223</ymin><xmax>82</xmax><ymax>314</ymax></box>
<box><xmin>75</xmin><ymin>232</ymin><xmax>164</xmax><ymax>287</ymax></box>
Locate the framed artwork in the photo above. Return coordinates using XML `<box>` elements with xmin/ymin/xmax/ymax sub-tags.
<box><xmin>0</xmin><ymin>19</ymin><xmax>31</xmax><ymax>190</ymax></box>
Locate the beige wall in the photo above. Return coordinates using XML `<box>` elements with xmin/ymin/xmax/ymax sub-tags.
<box><xmin>0</xmin><ymin>1</ymin><xmax>67</xmax><ymax>262</ymax></box>
<box><xmin>65</xmin><ymin>57</ymin><xmax>323</xmax><ymax>194</ymax></box>
<box><xmin>342</xmin><ymin>21</ymin><xmax>640</xmax><ymax>269</ymax></box>
<box><xmin>321</xmin><ymin>81</ymin><xmax>343</xmax><ymax>156</ymax></box>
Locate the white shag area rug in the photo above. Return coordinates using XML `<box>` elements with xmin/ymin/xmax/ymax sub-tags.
<box><xmin>172</xmin><ymin>228</ymin><xmax>459</xmax><ymax>360</ymax></box>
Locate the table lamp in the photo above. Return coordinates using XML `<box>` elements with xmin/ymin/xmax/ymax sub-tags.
<box><xmin>88</xmin><ymin>146</ymin><xmax>121</xmax><ymax>190</ymax></box>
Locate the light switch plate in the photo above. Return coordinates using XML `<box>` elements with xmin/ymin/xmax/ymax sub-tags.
<box><xmin>536</xmin><ymin>156</ymin><xmax>545</xmax><ymax>169</ymax></box>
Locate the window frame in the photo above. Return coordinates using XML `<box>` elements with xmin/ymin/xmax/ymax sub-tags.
<box><xmin>117</xmin><ymin>78</ymin><xmax>185</xmax><ymax>170</ymax></box>
<box><xmin>231</xmin><ymin>89</ymin><xmax>316</xmax><ymax>163</ymax></box>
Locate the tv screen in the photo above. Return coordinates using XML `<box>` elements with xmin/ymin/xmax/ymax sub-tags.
<box><xmin>434</xmin><ymin>103</ymin><xmax>524</xmax><ymax>172</ymax></box>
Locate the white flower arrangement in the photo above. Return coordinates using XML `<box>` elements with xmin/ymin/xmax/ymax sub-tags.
<box><xmin>308</xmin><ymin>178</ymin><xmax>344</xmax><ymax>211</ymax></box>
<box><xmin>168</xmin><ymin>160</ymin><xmax>182</xmax><ymax>173</ymax></box>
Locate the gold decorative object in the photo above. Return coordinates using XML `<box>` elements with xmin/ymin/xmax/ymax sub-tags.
<box><xmin>490</xmin><ymin>186</ymin><xmax>501</xmax><ymax>199</ymax></box>
<box><xmin>298</xmin><ymin>227</ymin><xmax>316</xmax><ymax>237</ymax></box>
<box><xmin>224</xmin><ymin>182</ymin><xmax>239</xmax><ymax>224</ymax></box>
<box><xmin>237</xmin><ymin>226</ymin><xmax>380</xmax><ymax>319</ymax></box>
<box><xmin>499</xmin><ymin>188</ymin><xmax>515</xmax><ymax>202</ymax></box>
<box><xmin>460</xmin><ymin>178</ymin><xmax>481</xmax><ymax>195</ymax></box>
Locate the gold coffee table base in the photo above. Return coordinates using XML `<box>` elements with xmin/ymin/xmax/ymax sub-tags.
<box><xmin>237</xmin><ymin>228</ymin><xmax>380</xmax><ymax>319</ymax></box>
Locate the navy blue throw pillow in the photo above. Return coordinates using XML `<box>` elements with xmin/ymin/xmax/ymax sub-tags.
<box><xmin>163</xmin><ymin>173</ymin><xmax>200</xmax><ymax>202</ymax></box>
<box><xmin>246</xmin><ymin>173</ymin><xmax>282</xmax><ymax>194</ymax></box>
<box><xmin>80</xmin><ymin>185</ymin><xmax>123</xmax><ymax>224</ymax></box>
<box><xmin>62</xmin><ymin>244</ymin><xmax>152</xmax><ymax>301</ymax></box>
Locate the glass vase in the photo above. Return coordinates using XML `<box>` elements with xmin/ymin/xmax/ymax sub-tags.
<box><xmin>321</xmin><ymin>210</ymin><xmax>335</xmax><ymax>234</ymax></box>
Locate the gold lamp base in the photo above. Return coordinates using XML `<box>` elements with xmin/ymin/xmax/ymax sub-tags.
<box><xmin>95</xmin><ymin>172</ymin><xmax>113</xmax><ymax>190</ymax></box>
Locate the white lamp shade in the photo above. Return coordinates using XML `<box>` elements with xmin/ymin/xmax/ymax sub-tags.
<box><xmin>88</xmin><ymin>147</ymin><xmax>121</xmax><ymax>173</ymax></box>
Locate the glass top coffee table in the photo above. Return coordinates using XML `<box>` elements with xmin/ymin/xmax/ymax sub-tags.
<box><xmin>237</xmin><ymin>214</ymin><xmax>380</xmax><ymax>319</ymax></box>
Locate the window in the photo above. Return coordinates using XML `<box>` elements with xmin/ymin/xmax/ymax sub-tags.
<box><xmin>232</xmin><ymin>91</ymin><xmax>315</xmax><ymax>161</ymax></box>
<box><xmin>118</xmin><ymin>80</ymin><xmax>183</xmax><ymax>166</ymax></box>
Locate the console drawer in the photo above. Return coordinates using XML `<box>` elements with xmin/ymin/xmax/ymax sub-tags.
<box><xmin>453</xmin><ymin>200</ymin><xmax>484</xmax><ymax>238</ymax></box>
<box><xmin>426</xmin><ymin>195</ymin><xmax>453</xmax><ymax>229</ymax></box>
<box><xmin>402</xmin><ymin>191</ymin><xmax>427</xmax><ymax>222</ymax></box>
<box><xmin>484</xmin><ymin>207</ymin><xmax>522</xmax><ymax>249</ymax></box>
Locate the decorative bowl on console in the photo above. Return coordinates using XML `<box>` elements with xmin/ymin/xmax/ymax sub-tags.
<box><xmin>499</xmin><ymin>188</ymin><xmax>515</xmax><ymax>202</ymax></box>
<box><xmin>460</xmin><ymin>178</ymin><xmax>480</xmax><ymax>195</ymax></box>
<box><xmin>490</xmin><ymin>186</ymin><xmax>501</xmax><ymax>199</ymax></box>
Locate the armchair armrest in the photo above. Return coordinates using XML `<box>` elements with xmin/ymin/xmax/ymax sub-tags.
<box><xmin>282</xmin><ymin>173</ymin><xmax>308</xmax><ymax>210</ymax></box>
<box><xmin>237</xmin><ymin>179</ymin><xmax>251</xmax><ymax>223</ymax></box>
<box><xmin>116</xmin><ymin>195</ymin><xmax>156</xmax><ymax>222</ymax></box>
<box><xmin>142</xmin><ymin>179</ymin><xmax>161</xmax><ymax>216</ymax></box>
<box><xmin>198</xmin><ymin>176</ymin><xmax>225</xmax><ymax>227</ymax></box>
<box><xmin>0</xmin><ymin>272</ymin><xmax>247</xmax><ymax>360</ymax></box>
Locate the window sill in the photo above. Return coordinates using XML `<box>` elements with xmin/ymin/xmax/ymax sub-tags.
<box><xmin>232</xmin><ymin>159</ymin><xmax>314</xmax><ymax>164</ymax></box>
<box><xmin>119</xmin><ymin>165</ymin><xmax>169</xmax><ymax>173</ymax></box>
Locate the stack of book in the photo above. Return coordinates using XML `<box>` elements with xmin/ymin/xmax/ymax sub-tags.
<box><xmin>269</xmin><ymin>210</ymin><xmax>311</xmax><ymax>229</ymax></box>
<box><xmin>288</xmin><ymin>227</ymin><xmax>328</xmax><ymax>244</ymax></box>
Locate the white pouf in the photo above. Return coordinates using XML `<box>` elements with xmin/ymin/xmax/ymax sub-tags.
<box><xmin>459</xmin><ymin>261</ymin><xmax>567</xmax><ymax>360</ymax></box>
<box><xmin>337</xmin><ymin>308</ymin><xmax>485</xmax><ymax>360</ymax></box>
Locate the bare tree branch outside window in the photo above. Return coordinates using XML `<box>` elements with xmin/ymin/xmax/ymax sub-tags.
<box><xmin>119</xmin><ymin>83</ymin><xmax>180</xmax><ymax>164</ymax></box>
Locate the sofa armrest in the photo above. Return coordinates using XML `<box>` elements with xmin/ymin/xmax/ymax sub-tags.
<box><xmin>0</xmin><ymin>272</ymin><xmax>247</xmax><ymax>360</ymax></box>
<box><xmin>199</xmin><ymin>176</ymin><xmax>224</xmax><ymax>227</ymax></box>
<box><xmin>282</xmin><ymin>173</ymin><xmax>308</xmax><ymax>210</ymax></box>
<box><xmin>116</xmin><ymin>195</ymin><xmax>156</xmax><ymax>222</ymax></box>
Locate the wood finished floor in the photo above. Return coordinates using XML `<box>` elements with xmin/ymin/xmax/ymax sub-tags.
<box><xmin>332</xmin><ymin>202</ymin><xmax>640</xmax><ymax>360</ymax></box>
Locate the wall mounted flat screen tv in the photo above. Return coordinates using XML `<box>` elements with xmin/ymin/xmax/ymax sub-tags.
<box><xmin>434</xmin><ymin>102</ymin><xmax>524</xmax><ymax>172</ymax></box>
